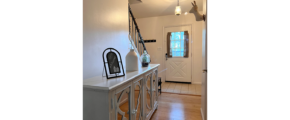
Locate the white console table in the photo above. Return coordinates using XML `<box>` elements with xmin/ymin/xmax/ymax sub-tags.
<box><xmin>83</xmin><ymin>64</ymin><xmax>160</xmax><ymax>120</ymax></box>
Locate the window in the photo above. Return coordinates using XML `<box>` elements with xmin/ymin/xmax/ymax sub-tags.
<box><xmin>170</xmin><ymin>31</ymin><xmax>185</xmax><ymax>57</ymax></box>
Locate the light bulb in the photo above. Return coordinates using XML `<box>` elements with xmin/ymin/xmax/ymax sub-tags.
<box><xmin>175</xmin><ymin>6</ymin><xmax>181</xmax><ymax>16</ymax></box>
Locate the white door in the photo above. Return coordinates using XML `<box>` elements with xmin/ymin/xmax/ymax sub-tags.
<box><xmin>164</xmin><ymin>26</ymin><xmax>192</xmax><ymax>82</ymax></box>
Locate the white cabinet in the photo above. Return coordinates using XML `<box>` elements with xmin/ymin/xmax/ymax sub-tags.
<box><xmin>83</xmin><ymin>64</ymin><xmax>159</xmax><ymax>120</ymax></box>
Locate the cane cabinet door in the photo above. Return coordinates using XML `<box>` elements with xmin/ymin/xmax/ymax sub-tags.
<box><xmin>115</xmin><ymin>83</ymin><xmax>132</xmax><ymax>120</ymax></box>
<box><xmin>152</xmin><ymin>69</ymin><xmax>158</xmax><ymax>107</ymax></box>
<box><xmin>132</xmin><ymin>77</ymin><xmax>143</xmax><ymax>120</ymax></box>
<box><xmin>144</xmin><ymin>72</ymin><xmax>153</xmax><ymax>118</ymax></box>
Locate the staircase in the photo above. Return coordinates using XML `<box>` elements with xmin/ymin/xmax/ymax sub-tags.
<box><xmin>128</xmin><ymin>5</ymin><xmax>147</xmax><ymax>59</ymax></box>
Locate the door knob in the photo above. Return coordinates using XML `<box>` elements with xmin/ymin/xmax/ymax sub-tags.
<box><xmin>165</xmin><ymin>53</ymin><xmax>168</xmax><ymax>60</ymax></box>
<box><xmin>203</xmin><ymin>69</ymin><xmax>207</xmax><ymax>73</ymax></box>
<box><xmin>132</xmin><ymin>110</ymin><xmax>137</xmax><ymax>114</ymax></box>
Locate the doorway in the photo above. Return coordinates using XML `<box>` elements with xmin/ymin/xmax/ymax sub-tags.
<box><xmin>164</xmin><ymin>25</ymin><xmax>192</xmax><ymax>83</ymax></box>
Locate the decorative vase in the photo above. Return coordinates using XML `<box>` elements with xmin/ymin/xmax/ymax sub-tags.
<box><xmin>126</xmin><ymin>48</ymin><xmax>138</xmax><ymax>71</ymax></box>
<box><xmin>140</xmin><ymin>50</ymin><xmax>150</xmax><ymax>67</ymax></box>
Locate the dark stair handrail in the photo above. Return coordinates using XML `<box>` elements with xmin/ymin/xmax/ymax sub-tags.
<box><xmin>128</xmin><ymin>5</ymin><xmax>147</xmax><ymax>54</ymax></box>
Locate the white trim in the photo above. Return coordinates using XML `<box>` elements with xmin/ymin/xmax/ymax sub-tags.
<box><xmin>119</xmin><ymin>98</ymin><xmax>128</xmax><ymax>106</ymax></box>
<box><xmin>192</xmin><ymin>82</ymin><xmax>202</xmax><ymax>84</ymax></box>
<box><xmin>200</xmin><ymin>108</ymin><xmax>205</xmax><ymax>120</ymax></box>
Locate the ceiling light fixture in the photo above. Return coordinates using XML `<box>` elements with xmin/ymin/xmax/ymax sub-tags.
<box><xmin>175</xmin><ymin>0</ymin><xmax>181</xmax><ymax>16</ymax></box>
<box><xmin>184</xmin><ymin>12</ymin><xmax>188</xmax><ymax>15</ymax></box>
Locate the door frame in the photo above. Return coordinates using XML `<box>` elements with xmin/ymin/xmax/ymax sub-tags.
<box><xmin>201</xmin><ymin>0</ymin><xmax>207</xmax><ymax>119</ymax></box>
<box><xmin>162</xmin><ymin>24</ymin><xmax>194</xmax><ymax>82</ymax></box>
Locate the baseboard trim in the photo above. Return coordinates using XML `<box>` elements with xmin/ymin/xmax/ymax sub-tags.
<box><xmin>165</xmin><ymin>81</ymin><xmax>191</xmax><ymax>84</ymax></box>
<box><xmin>119</xmin><ymin>98</ymin><xmax>128</xmax><ymax>106</ymax></box>
<box><xmin>200</xmin><ymin>108</ymin><xmax>205</xmax><ymax>120</ymax></box>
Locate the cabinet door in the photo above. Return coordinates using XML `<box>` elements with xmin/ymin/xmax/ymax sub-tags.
<box><xmin>144</xmin><ymin>72</ymin><xmax>153</xmax><ymax>118</ymax></box>
<box><xmin>115</xmin><ymin>83</ymin><xmax>132</xmax><ymax>120</ymax></box>
<box><xmin>132</xmin><ymin>77</ymin><xmax>143</xmax><ymax>120</ymax></box>
<box><xmin>152</xmin><ymin>69</ymin><xmax>158</xmax><ymax>107</ymax></box>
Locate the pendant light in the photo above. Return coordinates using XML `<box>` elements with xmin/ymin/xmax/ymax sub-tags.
<box><xmin>175</xmin><ymin>0</ymin><xmax>181</xmax><ymax>16</ymax></box>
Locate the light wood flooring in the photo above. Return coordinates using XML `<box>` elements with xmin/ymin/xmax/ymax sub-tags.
<box><xmin>151</xmin><ymin>93</ymin><xmax>202</xmax><ymax>120</ymax></box>
<box><xmin>161</xmin><ymin>82</ymin><xmax>202</xmax><ymax>95</ymax></box>
<box><xmin>119</xmin><ymin>92</ymin><xmax>202</xmax><ymax>120</ymax></box>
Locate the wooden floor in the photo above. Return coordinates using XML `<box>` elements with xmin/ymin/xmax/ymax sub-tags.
<box><xmin>161</xmin><ymin>82</ymin><xmax>202</xmax><ymax>95</ymax></box>
<box><xmin>150</xmin><ymin>93</ymin><xmax>202</xmax><ymax>120</ymax></box>
<box><xmin>119</xmin><ymin>91</ymin><xmax>202</xmax><ymax>120</ymax></box>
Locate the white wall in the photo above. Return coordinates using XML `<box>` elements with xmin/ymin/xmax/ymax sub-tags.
<box><xmin>83</xmin><ymin>0</ymin><xmax>129</xmax><ymax>79</ymax></box>
<box><xmin>136</xmin><ymin>14</ymin><xmax>203</xmax><ymax>84</ymax></box>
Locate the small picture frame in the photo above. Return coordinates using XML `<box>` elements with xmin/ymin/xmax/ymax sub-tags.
<box><xmin>102</xmin><ymin>48</ymin><xmax>125</xmax><ymax>79</ymax></box>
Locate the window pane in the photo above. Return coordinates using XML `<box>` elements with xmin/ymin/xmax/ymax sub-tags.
<box><xmin>176</xmin><ymin>51</ymin><xmax>180</xmax><ymax>56</ymax></box>
<box><xmin>181</xmin><ymin>40</ymin><xmax>184</xmax><ymax>48</ymax></box>
<box><xmin>171</xmin><ymin>33</ymin><xmax>175</xmax><ymax>40</ymax></box>
<box><xmin>172</xmin><ymin>42</ymin><xmax>176</xmax><ymax>48</ymax></box>
<box><xmin>175</xmin><ymin>41</ymin><xmax>180</xmax><ymax>48</ymax></box>
<box><xmin>181</xmin><ymin>52</ymin><xmax>184</xmax><ymax>56</ymax></box>
<box><xmin>171</xmin><ymin>41</ymin><xmax>175</xmax><ymax>48</ymax></box>
<box><xmin>172</xmin><ymin>51</ymin><xmax>176</xmax><ymax>56</ymax></box>
<box><xmin>175</xmin><ymin>32</ymin><xmax>180</xmax><ymax>40</ymax></box>
<box><xmin>181</xmin><ymin>32</ymin><xmax>184</xmax><ymax>39</ymax></box>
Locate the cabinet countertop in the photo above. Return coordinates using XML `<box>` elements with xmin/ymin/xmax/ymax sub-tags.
<box><xmin>83</xmin><ymin>64</ymin><xmax>160</xmax><ymax>91</ymax></box>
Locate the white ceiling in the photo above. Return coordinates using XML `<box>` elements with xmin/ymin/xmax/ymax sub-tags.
<box><xmin>129</xmin><ymin>0</ymin><xmax>203</xmax><ymax>18</ymax></box>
